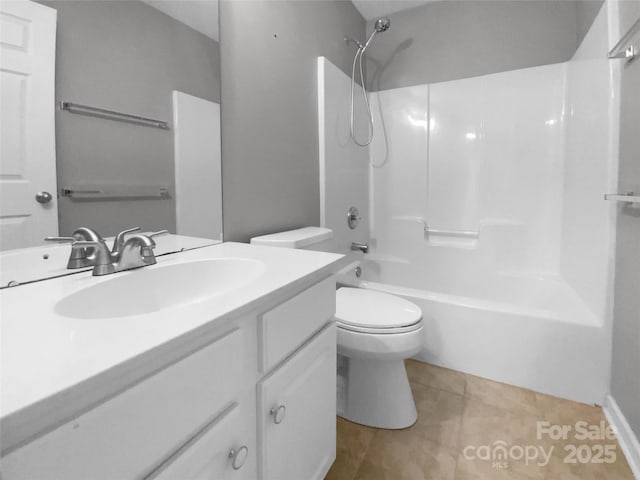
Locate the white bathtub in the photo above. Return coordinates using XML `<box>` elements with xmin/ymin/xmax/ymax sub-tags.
<box><xmin>336</xmin><ymin>258</ymin><xmax>609</xmax><ymax>405</ymax></box>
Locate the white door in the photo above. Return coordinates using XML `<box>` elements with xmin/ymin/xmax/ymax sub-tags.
<box><xmin>258</xmin><ymin>324</ymin><xmax>337</xmax><ymax>480</ymax></box>
<box><xmin>172</xmin><ymin>91</ymin><xmax>222</xmax><ymax>241</ymax></box>
<box><xmin>0</xmin><ymin>0</ymin><xmax>58</xmax><ymax>250</ymax></box>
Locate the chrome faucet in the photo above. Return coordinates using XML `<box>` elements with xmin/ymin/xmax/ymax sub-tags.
<box><xmin>83</xmin><ymin>230</ymin><xmax>168</xmax><ymax>276</ymax></box>
<box><xmin>46</xmin><ymin>227</ymin><xmax>168</xmax><ymax>275</ymax></box>
<box><xmin>46</xmin><ymin>226</ymin><xmax>144</xmax><ymax>269</ymax></box>
<box><xmin>70</xmin><ymin>239</ymin><xmax>115</xmax><ymax>276</ymax></box>
<box><xmin>115</xmin><ymin>232</ymin><xmax>165</xmax><ymax>271</ymax></box>
<box><xmin>350</xmin><ymin>242</ymin><xmax>369</xmax><ymax>254</ymax></box>
<box><xmin>46</xmin><ymin>227</ymin><xmax>104</xmax><ymax>268</ymax></box>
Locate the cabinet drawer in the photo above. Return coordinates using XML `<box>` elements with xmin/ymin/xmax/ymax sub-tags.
<box><xmin>3</xmin><ymin>328</ymin><xmax>247</xmax><ymax>480</ymax></box>
<box><xmin>147</xmin><ymin>401</ymin><xmax>255</xmax><ymax>480</ymax></box>
<box><xmin>260</xmin><ymin>277</ymin><xmax>335</xmax><ymax>372</ymax></box>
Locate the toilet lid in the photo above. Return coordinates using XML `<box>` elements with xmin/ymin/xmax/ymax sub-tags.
<box><xmin>335</xmin><ymin>288</ymin><xmax>422</xmax><ymax>330</ymax></box>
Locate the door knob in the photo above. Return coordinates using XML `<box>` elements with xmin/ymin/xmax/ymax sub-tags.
<box><xmin>270</xmin><ymin>405</ymin><xmax>286</xmax><ymax>424</ymax></box>
<box><xmin>35</xmin><ymin>191</ymin><xmax>53</xmax><ymax>204</ymax></box>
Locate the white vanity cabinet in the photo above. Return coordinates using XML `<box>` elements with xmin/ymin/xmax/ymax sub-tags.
<box><xmin>2</xmin><ymin>275</ymin><xmax>337</xmax><ymax>480</ymax></box>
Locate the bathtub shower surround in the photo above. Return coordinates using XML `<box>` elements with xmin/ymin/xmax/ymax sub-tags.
<box><xmin>319</xmin><ymin>4</ymin><xmax>619</xmax><ymax>405</ymax></box>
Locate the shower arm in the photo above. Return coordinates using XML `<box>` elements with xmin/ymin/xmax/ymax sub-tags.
<box><xmin>345</xmin><ymin>29</ymin><xmax>378</xmax><ymax>51</ymax></box>
<box><xmin>344</xmin><ymin>36</ymin><xmax>363</xmax><ymax>49</ymax></box>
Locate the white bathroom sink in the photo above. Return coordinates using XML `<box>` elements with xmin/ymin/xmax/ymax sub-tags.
<box><xmin>54</xmin><ymin>257</ymin><xmax>265</xmax><ymax>319</ymax></box>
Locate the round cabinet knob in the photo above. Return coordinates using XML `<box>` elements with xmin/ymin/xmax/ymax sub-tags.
<box><xmin>228</xmin><ymin>445</ymin><xmax>249</xmax><ymax>470</ymax></box>
<box><xmin>35</xmin><ymin>191</ymin><xmax>53</xmax><ymax>204</ymax></box>
<box><xmin>270</xmin><ymin>405</ymin><xmax>286</xmax><ymax>424</ymax></box>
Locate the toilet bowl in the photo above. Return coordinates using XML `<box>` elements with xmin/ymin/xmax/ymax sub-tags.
<box><xmin>335</xmin><ymin>287</ymin><xmax>423</xmax><ymax>429</ymax></box>
<box><xmin>251</xmin><ymin>227</ymin><xmax>424</xmax><ymax>429</ymax></box>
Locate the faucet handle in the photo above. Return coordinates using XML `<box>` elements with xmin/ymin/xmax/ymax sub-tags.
<box><xmin>45</xmin><ymin>236</ymin><xmax>77</xmax><ymax>243</ymax></box>
<box><xmin>72</xmin><ymin>227</ymin><xmax>104</xmax><ymax>242</ymax></box>
<box><xmin>112</xmin><ymin>227</ymin><xmax>141</xmax><ymax>254</ymax></box>
<box><xmin>148</xmin><ymin>229</ymin><xmax>169</xmax><ymax>238</ymax></box>
<box><xmin>45</xmin><ymin>236</ymin><xmax>94</xmax><ymax>269</ymax></box>
<box><xmin>72</xmin><ymin>240</ymin><xmax>101</xmax><ymax>247</ymax></box>
<box><xmin>140</xmin><ymin>231</ymin><xmax>168</xmax><ymax>260</ymax></box>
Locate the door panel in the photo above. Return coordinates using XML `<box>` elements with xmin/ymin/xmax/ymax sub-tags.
<box><xmin>258</xmin><ymin>323</ymin><xmax>336</xmax><ymax>480</ymax></box>
<box><xmin>0</xmin><ymin>0</ymin><xmax>58</xmax><ymax>250</ymax></box>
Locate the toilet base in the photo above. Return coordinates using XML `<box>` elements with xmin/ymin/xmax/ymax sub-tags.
<box><xmin>340</xmin><ymin>356</ymin><xmax>417</xmax><ymax>429</ymax></box>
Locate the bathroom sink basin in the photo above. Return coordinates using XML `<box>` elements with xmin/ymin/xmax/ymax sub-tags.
<box><xmin>55</xmin><ymin>258</ymin><xmax>266</xmax><ymax>319</ymax></box>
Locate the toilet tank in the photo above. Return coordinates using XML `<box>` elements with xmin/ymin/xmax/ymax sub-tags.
<box><xmin>250</xmin><ymin>227</ymin><xmax>334</xmax><ymax>251</ymax></box>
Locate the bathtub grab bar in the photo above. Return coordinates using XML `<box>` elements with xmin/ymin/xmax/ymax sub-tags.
<box><xmin>424</xmin><ymin>227</ymin><xmax>479</xmax><ymax>239</ymax></box>
<box><xmin>604</xmin><ymin>192</ymin><xmax>640</xmax><ymax>204</ymax></box>
<box><xmin>391</xmin><ymin>216</ymin><xmax>480</xmax><ymax>239</ymax></box>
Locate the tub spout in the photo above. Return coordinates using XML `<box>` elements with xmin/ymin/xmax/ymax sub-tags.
<box><xmin>351</xmin><ymin>242</ymin><xmax>369</xmax><ymax>254</ymax></box>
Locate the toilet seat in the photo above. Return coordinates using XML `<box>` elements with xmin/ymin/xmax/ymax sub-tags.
<box><xmin>335</xmin><ymin>287</ymin><xmax>423</xmax><ymax>335</ymax></box>
<box><xmin>337</xmin><ymin>320</ymin><xmax>423</xmax><ymax>334</ymax></box>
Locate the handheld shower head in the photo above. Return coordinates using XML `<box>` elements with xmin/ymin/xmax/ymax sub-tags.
<box><xmin>363</xmin><ymin>17</ymin><xmax>391</xmax><ymax>50</ymax></box>
<box><xmin>374</xmin><ymin>17</ymin><xmax>391</xmax><ymax>33</ymax></box>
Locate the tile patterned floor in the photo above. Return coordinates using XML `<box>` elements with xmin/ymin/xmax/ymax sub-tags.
<box><xmin>326</xmin><ymin>359</ymin><xmax>635</xmax><ymax>480</ymax></box>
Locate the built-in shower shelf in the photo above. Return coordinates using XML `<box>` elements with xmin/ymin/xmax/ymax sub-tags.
<box><xmin>604</xmin><ymin>192</ymin><xmax>640</xmax><ymax>204</ymax></box>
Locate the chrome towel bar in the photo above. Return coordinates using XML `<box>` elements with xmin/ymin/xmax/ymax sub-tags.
<box><xmin>59</xmin><ymin>102</ymin><xmax>170</xmax><ymax>130</ymax></box>
<box><xmin>604</xmin><ymin>192</ymin><xmax>640</xmax><ymax>204</ymax></box>
<box><xmin>61</xmin><ymin>185</ymin><xmax>170</xmax><ymax>199</ymax></box>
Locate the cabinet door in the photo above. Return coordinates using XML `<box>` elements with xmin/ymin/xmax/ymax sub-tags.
<box><xmin>147</xmin><ymin>399</ymin><xmax>255</xmax><ymax>480</ymax></box>
<box><xmin>258</xmin><ymin>323</ymin><xmax>336</xmax><ymax>480</ymax></box>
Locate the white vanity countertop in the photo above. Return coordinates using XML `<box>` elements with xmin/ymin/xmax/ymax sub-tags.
<box><xmin>0</xmin><ymin>242</ymin><xmax>344</xmax><ymax>454</ymax></box>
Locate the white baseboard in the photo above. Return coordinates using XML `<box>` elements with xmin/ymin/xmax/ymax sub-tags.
<box><xmin>604</xmin><ymin>394</ymin><xmax>640</xmax><ymax>479</ymax></box>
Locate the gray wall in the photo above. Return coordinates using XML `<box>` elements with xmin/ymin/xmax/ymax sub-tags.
<box><xmin>619</xmin><ymin>0</ymin><xmax>640</xmax><ymax>35</ymax></box>
<box><xmin>219</xmin><ymin>0</ymin><xmax>605</xmax><ymax>242</ymax></box>
<box><xmin>611</xmin><ymin>5</ymin><xmax>640</xmax><ymax>443</ymax></box>
<box><xmin>41</xmin><ymin>1</ymin><xmax>220</xmax><ymax>237</ymax></box>
<box><xmin>219</xmin><ymin>0</ymin><xmax>365</xmax><ymax>242</ymax></box>
<box><xmin>365</xmin><ymin>0</ymin><xmax>603</xmax><ymax>90</ymax></box>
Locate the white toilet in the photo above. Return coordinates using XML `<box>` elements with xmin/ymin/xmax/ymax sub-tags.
<box><xmin>251</xmin><ymin>227</ymin><xmax>424</xmax><ymax>429</ymax></box>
